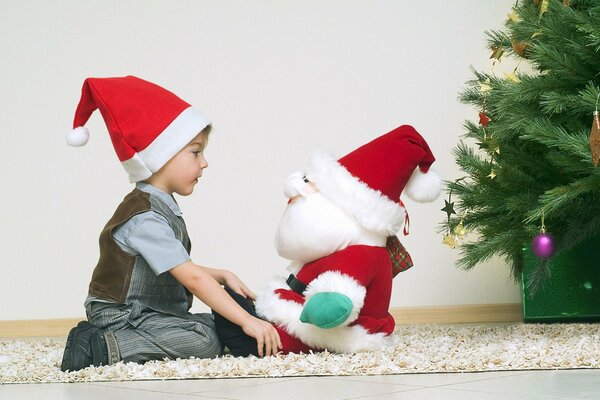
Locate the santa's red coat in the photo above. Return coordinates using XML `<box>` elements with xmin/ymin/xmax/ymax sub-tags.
<box><xmin>255</xmin><ymin>244</ymin><xmax>396</xmax><ymax>353</ymax></box>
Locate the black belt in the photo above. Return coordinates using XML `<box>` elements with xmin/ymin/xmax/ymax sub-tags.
<box><xmin>286</xmin><ymin>274</ymin><xmax>307</xmax><ymax>294</ymax></box>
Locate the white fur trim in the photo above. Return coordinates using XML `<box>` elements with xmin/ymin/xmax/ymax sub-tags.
<box><xmin>67</xmin><ymin>126</ymin><xmax>90</xmax><ymax>147</ymax></box>
<box><xmin>137</xmin><ymin>106</ymin><xmax>210</xmax><ymax>175</ymax></box>
<box><xmin>404</xmin><ymin>168</ymin><xmax>442</xmax><ymax>203</ymax></box>
<box><xmin>122</xmin><ymin>153</ymin><xmax>153</xmax><ymax>183</ymax></box>
<box><xmin>305</xmin><ymin>150</ymin><xmax>404</xmax><ymax>235</ymax></box>
<box><xmin>255</xmin><ymin>277</ymin><xmax>396</xmax><ymax>352</ymax></box>
<box><xmin>303</xmin><ymin>271</ymin><xmax>366</xmax><ymax>326</ymax></box>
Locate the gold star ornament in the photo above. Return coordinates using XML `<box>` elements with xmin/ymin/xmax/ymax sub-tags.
<box><xmin>442</xmin><ymin>234</ymin><xmax>458</xmax><ymax>249</ymax></box>
<box><xmin>479</xmin><ymin>79</ymin><xmax>492</xmax><ymax>93</ymax></box>
<box><xmin>490</xmin><ymin>46</ymin><xmax>504</xmax><ymax>61</ymax></box>
<box><xmin>504</xmin><ymin>71</ymin><xmax>521</xmax><ymax>83</ymax></box>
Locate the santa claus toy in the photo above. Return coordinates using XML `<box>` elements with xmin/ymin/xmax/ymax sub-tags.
<box><xmin>251</xmin><ymin>124</ymin><xmax>442</xmax><ymax>354</ymax></box>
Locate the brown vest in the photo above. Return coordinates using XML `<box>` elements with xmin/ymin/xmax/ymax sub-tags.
<box><xmin>88</xmin><ymin>188</ymin><xmax>192</xmax><ymax>316</ymax></box>
<box><xmin>88</xmin><ymin>189</ymin><xmax>154</xmax><ymax>303</ymax></box>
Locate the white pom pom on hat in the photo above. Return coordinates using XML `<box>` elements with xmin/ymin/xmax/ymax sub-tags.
<box><xmin>404</xmin><ymin>167</ymin><xmax>443</xmax><ymax>203</ymax></box>
<box><xmin>67</xmin><ymin>126</ymin><xmax>90</xmax><ymax>147</ymax></box>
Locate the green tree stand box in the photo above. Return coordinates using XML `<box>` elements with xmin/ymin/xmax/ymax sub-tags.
<box><xmin>522</xmin><ymin>236</ymin><xmax>600</xmax><ymax>322</ymax></box>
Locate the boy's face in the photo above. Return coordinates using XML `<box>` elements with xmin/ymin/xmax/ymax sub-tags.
<box><xmin>148</xmin><ymin>132</ymin><xmax>208</xmax><ymax>196</ymax></box>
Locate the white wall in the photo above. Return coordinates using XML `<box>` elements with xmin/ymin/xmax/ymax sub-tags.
<box><xmin>0</xmin><ymin>0</ymin><xmax>520</xmax><ymax>320</ymax></box>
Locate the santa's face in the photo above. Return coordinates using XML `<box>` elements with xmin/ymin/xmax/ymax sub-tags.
<box><xmin>275</xmin><ymin>173</ymin><xmax>363</xmax><ymax>264</ymax></box>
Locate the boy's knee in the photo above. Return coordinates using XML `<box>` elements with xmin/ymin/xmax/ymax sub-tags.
<box><xmin>191</xmin><ymin>329</ymin><xmax>222</xmax><ymax>358</ymax></box>
<box><xmin>175</xmin><ymin>323</ymin><xmax>222</xmax><ymax>358</ymax></box>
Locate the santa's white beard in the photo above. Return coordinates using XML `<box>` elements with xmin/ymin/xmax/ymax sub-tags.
<box><xmin>275</xmin><ymin>192</ymin><xmax>384</xmax><ymax>264</ymax></box>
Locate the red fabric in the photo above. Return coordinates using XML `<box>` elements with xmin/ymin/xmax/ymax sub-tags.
<box><xmin>337</xmin><ymin>125</ymin><xmax>435</xmax><ymax>205</ymax></box>
<box><xmin>274</xmin><ymin>288</ymin><xmax>305</xmax><ymax>304</ymax></box>
<box><xmin>295</xmin><ymin>245</ymin><xmax>394</xmax><ymax>335</ymax></box>
<box><xmin>351</xmin><ymin>314</ymin><xmax>395</xmax><ymax>335</ymax></box>
<box><xmin>73</xmin><ymin>76</ymin><xmax>190</xmax><ymax>161</ymax></box>
<box><xmin>275</xmin><ymin>326</ymin><xmax>313</xmax><ymax>354</ymax></box>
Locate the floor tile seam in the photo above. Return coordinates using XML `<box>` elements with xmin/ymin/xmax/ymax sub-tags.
<box><xmin>86</xmin><ymin>381</ymin><xmax>237</xmax><ymax>400</ymax></box>
<box><xmin>338</xmin><ymin>386</ymin><xmax>433</xmax><ymax>400</ymax></box>
<box><xmin>426</xmin><ymin>370</ymin><xmax>531</xmax><ymax>388</ymax></box>
<box><xmin>438</xmin><ymin>385</ymin><xmax>586</xmax><ymax>400</ymax></box>
<box><xmin>320</xmin><ymin>376</ymin><xmax>430</xmax><ymax>388</ymax></box>
<box><xmin>89</xmin><ymin>377</ymin><xmax>301</xmax><ymax>395</ymax></box>
<box><xmin>187</xmin><ymin>379</ymin><xmax>432</xmax><ymax>400</ymax></box>
<box><xmin>184</xmin><ymin>377</ymin><xmax>308</xmax><ymax>395</ymax></box>
<box><xmin>85</xmin><ymin>382</ymin><xmax>211</xmax><ymax>398</ymax></box>
<box><xmin>186</xmin><ymin>394</ymin><xmax>241</xmax><ymax>400</ymax></box>
<box><xmin>319</xmin><ymin>371</ymin><xmax>528</xmax><ymax>388</ymax></box>
<box><xmin>87</xmin><ymin>382</ymin><xmax>200</xmax><ymax>396</ymax></box>
<box><xmin>86</xmin><ymin>384</ymin><xmax>234</xmax><ymax>400</ymax></box>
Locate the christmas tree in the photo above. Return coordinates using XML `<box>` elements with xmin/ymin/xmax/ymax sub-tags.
<box><xmin>445</xmin><ymin>0</ymin><xmax>600</xmax><ymax>291</ymax></box>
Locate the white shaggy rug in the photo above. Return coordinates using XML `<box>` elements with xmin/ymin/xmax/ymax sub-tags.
<box><xmin>2</xmin><ymin>323</ymin><xmax>599</xmax><ymax>384</ymax></box>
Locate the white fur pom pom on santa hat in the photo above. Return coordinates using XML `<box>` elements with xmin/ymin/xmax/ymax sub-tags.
<box><xmin>67</xmin><ymin>75</ymin><xmax>210</xmax><ymax>182</ymax></box>
<box><xmin>304</xmin><ymin>125</ymin><xmax>442</xmax><ymax>236</ymax></box>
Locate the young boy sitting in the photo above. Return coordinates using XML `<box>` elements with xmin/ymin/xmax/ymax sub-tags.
<box><xmin>60</xmin><ymin>76</ymin><xmax>280</xmax><ymax>371</ymax></box>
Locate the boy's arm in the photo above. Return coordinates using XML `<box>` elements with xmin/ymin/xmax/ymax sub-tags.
<box><xmin>198</xmin><ymin>266</ymin><xmax>256</xmax><ymax>300</ymax></box>
<box><xmin>170</xmin><ymin>261</ymin><xmax>281</xmax><ymax>356</ymax></box>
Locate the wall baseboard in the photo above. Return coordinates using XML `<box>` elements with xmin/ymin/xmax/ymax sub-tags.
<box><xmin>0</xmin><ymin>318</ymin><xmax>84</xmax><ymax>338</ymax></box>
<box><xmin>390</xmin><ymin>303</ymin><xmax>523</xmax><ymax>325</ymax></box>
<box><xmin>0</xmin><ymin>303</ymin><xmax>522</xmax><ymax>338</ymax></box>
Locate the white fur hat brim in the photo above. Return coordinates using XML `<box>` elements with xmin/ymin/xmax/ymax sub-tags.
<box><xmin>304</xmin><ymin>150</ymin><xmax>405</xmax><ymax>236</ymax></box>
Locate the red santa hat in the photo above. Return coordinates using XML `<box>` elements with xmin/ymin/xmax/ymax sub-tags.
<box><xmin>67</xmin><ymin>75</ymin><xmax>210</xmax><ymax>182</ymax></box>
<box><xmin>304</xmin><ymin>125</ymin><xmax>442</xmax><ymax>236</ymax></box>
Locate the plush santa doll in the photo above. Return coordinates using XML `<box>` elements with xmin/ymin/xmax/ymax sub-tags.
<box><xmin>254</xmin><ymin>125</ymin><xmax>442</xmax><ymax>354</ymax></box>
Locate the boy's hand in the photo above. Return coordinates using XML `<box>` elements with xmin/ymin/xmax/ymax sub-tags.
<box><xmin>241</xmin><ymin>317</ymin><xmax>282</xmax><ymax>357</ymax></box>
<box><xmin>222</xmin><ymin>271</ymin><xmax>256</xmax><ymax>300</ymax></box>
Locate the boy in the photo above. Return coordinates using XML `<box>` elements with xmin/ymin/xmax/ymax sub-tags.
<box><xmin>60</xmin><ymin>76</ymin><xmax>280</xmax><ymax>372</ymax></box>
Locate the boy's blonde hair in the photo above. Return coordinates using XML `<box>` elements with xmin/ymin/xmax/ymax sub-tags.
<box><xmin>200</xmin><ymin>124</ymin><xmax>212</xmax><ymax>143</ymax></box>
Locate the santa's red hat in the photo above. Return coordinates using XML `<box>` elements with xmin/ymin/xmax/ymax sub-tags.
<box><xmin>67</xmin><ymin>76</ymin><xmax>210</xmax><ymax>182</ymax></box>
<box><xmin>304</xmin><ymin>125</ymin><xmax>442</xmax><ymax>235</ymax></box>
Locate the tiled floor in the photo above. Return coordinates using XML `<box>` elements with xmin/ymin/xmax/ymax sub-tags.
<box><xmin>2</xmin><ymin>369</ymin><xmax>600</xmax><ymax>399</ymax></box>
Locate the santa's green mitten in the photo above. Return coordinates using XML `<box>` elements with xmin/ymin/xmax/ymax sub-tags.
<box><xmin>299</xmin><ymin>292</ymin><xmax>353</xmax><ymax>329</ymax></box>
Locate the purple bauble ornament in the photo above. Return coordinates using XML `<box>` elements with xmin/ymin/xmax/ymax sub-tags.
<box><xmin>531</xmin><ymin>233</ymin><xmax>556</xmax><ymax>258</ymax></box>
